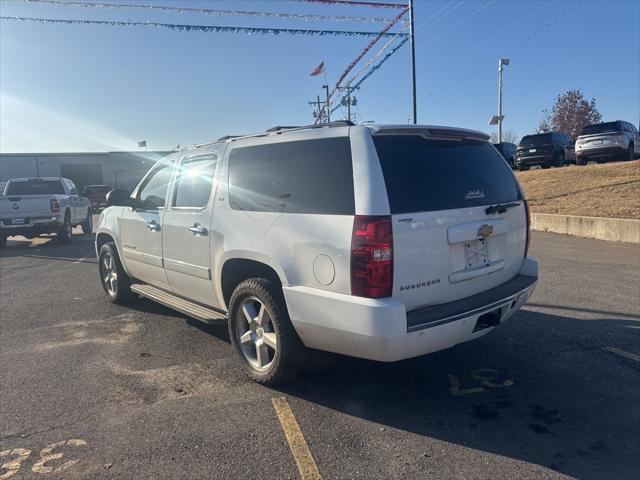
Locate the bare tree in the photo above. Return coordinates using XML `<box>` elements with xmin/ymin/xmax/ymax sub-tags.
<box><xmin>490</xmin><ymin>129</ymin><xmax>519</xmax><ymax>144</ymax></box>
<box><xmin>537</xmin><ymin>89</ymin><xmax>602</xmax><ymax>139</ymax></box>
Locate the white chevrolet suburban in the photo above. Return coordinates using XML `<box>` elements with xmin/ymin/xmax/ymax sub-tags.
<box><xmin>0</xmin><ymin>177</ymin><xmax>93</xmax><ymax>247</ymax></box>
<box><xmin>95</xmin><ymin>123</ymin><xmax>538</xmax><ymax>385</ymax></box>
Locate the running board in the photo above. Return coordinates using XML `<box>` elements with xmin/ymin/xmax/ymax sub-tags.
<box><xmin>131</xmin><ymin>283</ymin><xmax>227</xmax><ymax>325</ymax></box>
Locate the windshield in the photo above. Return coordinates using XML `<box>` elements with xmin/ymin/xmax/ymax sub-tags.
<box><xmin>373</xmin><ymin>135</ymin><xmax>522</xmax><ymax>214</ymax></box>
<box><xmin>5</xmin><ymin>180</ymin><xmax>65</xmax><ymax>195</ymax></box>
<box><xmin>580</xmin><ymin>122</ymin><xmax>620</xmax><ymax>136</ymax></box>
<box><xmin>519</xmin><ymin>133</ymin><xmax>552</xmax><ymax>147</ymax></box>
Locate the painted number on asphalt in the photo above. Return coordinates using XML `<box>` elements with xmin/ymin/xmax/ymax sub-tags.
<box><xmin>0</xmin><ymin>439</ymin><xmax>87</xmax><ymax>478</ymax></box>
<box><xmin>447</xmin><ymin>369</ymin><xmax>514</xmax><ymax>396</ymax></box>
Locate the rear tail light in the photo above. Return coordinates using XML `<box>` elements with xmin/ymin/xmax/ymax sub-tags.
<box><xmin>50</xmin><ymin>198</ymin><xmax>60</xmax><ymax>213</ymax></box>
<box><xmin>351</xmin><ymin>215</ymin><xmax>393</xmax><ymax>298</ymax></box>
<box><xmin>524</xmin><ymin>200</ymin><xmax>531</xmax><ymax>257</ymax></box>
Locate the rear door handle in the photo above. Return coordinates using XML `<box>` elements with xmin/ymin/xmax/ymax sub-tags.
<box><xmin>188</xmin><ymin>224</ymin><xmax>208</xmax><ymax>235</ymax></box>
<box><xmin>146</xmin><ymin>221</ymin><xmax>160</xmax><ymax>231</ymax></box>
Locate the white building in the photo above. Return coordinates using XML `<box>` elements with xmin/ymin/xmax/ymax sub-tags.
<box><xmin>0</xmin><ymin>150</ymin><xmax>173</xmax><ymax>192</ymax></box>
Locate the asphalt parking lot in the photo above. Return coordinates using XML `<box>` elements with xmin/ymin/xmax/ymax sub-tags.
<box><xmin>1</xmin><ymin>226</ymin><xmax>639</xmax><ymax>479</ymax></box>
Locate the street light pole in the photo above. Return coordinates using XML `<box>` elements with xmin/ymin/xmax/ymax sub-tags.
<box><xmin>497</xmin><ymin>57</ymin><xmax>509</xmax><ymax>144</ymax></box>
<box><xmin>409</xmin><ymin>0</ymin><xmax>417</xmax><ymax>124</ymax></box>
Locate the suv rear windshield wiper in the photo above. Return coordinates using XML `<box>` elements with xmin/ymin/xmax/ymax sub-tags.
<box><xmin>485</xmin><ymin>202</ymin><xmax>521</xmax><ymax>215</ymax></box>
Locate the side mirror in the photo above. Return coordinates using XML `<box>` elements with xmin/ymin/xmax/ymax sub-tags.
<box><xmin>106</xmin><ymin>189</ymin><xmax>133</xmax><ymax>207</ymax></box>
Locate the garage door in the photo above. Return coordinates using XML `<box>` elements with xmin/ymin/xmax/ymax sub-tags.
<box><xmin>60</xmin><ymin>164</ymin><xmax>104</xmax><ymax>190</ymax></box>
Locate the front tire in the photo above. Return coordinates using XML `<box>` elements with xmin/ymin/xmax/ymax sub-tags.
<box><xmin>98</xmin><ymin>242</ymin><xmax>135</xmax><ymax>303</ymax></box>
<box><xmin>627</xmin><ymin>144</ymin><xmax>635</xmax><ymax>161</ymax></box>
<box><xmin>81</xmin><ymin>209</ymin><xmax>93</xmax><ymax>234</ymax></box>
<box><xmin>58</xmin><ymin>212</ymin><xmax>72</xmax><ymax>243</ymax></box>
<box><xmin>228</xmin><ymin>278</ymin><xmax>308</xmax><ymax>386</ymax></box>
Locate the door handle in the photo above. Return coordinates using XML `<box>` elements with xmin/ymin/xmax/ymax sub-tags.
<box><xmin>188</xmin><ymin>224</ymin><xmax>208</xmax><ymax>235</ymax></box>
<box><xmin>146</xmin><ymin>221</ymin><xmax>160</xmax><ymax>231</ymax></box>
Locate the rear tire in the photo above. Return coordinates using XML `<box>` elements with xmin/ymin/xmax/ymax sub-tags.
<box><xmin>98</xmin><ymin>242</ymin><xmax>135</xmax><ymax>303</ymax></box>
<box><xmin>556</xmin><ymin>152</ymin><xmax>565</xmax><ymax>167</ymax></box>
<box><xmin>517</xmin><ymin>164</ymin><xmax>529</xmax><ymax>171</ymax></box>
<box><xmin>228</xmin><ymin>278</ymin><xmax>308</xmax><ymax>386</ymax></box>
<box><xmin>627</xmin><ymin>144</ymin><xmax>635</xmax><ymax>161</ymax></box>
<box><xmin>81</xmin><ymin>209</ymin><xmax>93</xmax><ymax>234</ymax></box>
<box><xmin>58</xmin><ymin>212</ymin><xmax>72</xmax><ymax>243</ymax></box>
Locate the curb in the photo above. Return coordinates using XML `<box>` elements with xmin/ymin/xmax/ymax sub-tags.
<box><xmin>531</xmin><ymin>213</ymin><xmax>640</xmax><ymax>243</ymax></box>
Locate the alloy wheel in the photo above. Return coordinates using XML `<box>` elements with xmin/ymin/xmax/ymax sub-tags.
<box><xmin>234</xmin><ymin>297</ymin><xmax>278</xmax><ymax>371</ymax></box>
<box><xmin>100</xmin><ymin>251</ymin><xmax>118</xmax><ymax>296</ymax></box>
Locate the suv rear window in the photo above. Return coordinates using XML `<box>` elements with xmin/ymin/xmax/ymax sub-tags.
<box><xmin>373</xmin><ymin>135</ymin><xmax>522</xmax><ymax>215</ymax></box>
<box><xmin>228</xmin><ymin>137</ymin><xmax>355</xmax><ymax>215</ymax></box>
<box><xmin>580</xmin><ymin>122</ymin><xmax>620</xmax><ymax>136</ymax></box>
<box><xmin>5</xmin><ymin>180</ymin><xmax>65</xmax><ymax>195</ymax></box>
<box><xmin>519</xmin><ymin>133</ymin><xmax>552</xmax><ymax>147</ymax></box>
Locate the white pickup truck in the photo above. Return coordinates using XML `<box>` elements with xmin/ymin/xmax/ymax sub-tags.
<box><xmin>0</xmin><ymin>177</ymin><xmax>93</xmax><ymax>247</ymax></box>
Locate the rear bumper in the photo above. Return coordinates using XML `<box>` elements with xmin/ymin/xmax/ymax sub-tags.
<box><xmin>284</xmin><ymin>257</ymin><xmax>538</xmax><ymax>362</ymax></box>
<box><xmin>0</xmin><ymin>216</ymin><xmax>63</xmax><ymax>237</ymax></box>
<box><xmin>577</xmin><ymin>146</ymin><xmax>626</xmax><ymax>158</ymax></box>
<box><xmin>516</xmin><ymin>154</ymin><xmax>553</xmax><ymax>166</ymax></box>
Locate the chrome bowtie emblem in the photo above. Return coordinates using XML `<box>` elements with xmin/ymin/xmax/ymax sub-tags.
<box><xmin>477</xmin><ymin>224</ymin><xmax>493</xmax><ymax>238</ymax></box>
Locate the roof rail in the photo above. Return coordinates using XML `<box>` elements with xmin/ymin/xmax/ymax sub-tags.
<box><xmin>266</xmin><ymin>120</ymin><xmax>355</xmax><ymax>133</ymax></box>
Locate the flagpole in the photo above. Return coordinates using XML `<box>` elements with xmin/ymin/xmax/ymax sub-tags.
<box><xmin>409</xmin><ymin>0</ymin><xmax>417</xmax><ymax>124</ymax></box>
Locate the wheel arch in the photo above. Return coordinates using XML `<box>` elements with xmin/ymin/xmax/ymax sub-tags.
<box><xmin>219</xmin><ymin>254</ymin><xmax>288</xmax><ymax>309</ymax></box>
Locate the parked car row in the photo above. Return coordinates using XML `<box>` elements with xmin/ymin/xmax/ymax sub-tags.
<box><xmin>493</xmin><ymin>120</ymin><xmax>639</xmax><ymax>170</ymax></box>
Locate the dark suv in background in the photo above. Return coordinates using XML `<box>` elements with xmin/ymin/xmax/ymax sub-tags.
<box><xmin>493</xmin><ymin>142</ymin><xmax>517</xmax><ymax>168</ymax></box>
<box><xmin>575</xmin><ymin>121</ymin><xmax>639</xmax><ymax>164</ymax></box>
<box><xmin>515</xmin><ymin>132</ymin><xmax>575</xmax><ymax>170</ymax></box>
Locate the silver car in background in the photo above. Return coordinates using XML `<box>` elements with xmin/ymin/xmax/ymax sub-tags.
<box><xmin>575</xmin><ymin>120</ymin><xmax>639</xmax><ymax>164</ymax></box>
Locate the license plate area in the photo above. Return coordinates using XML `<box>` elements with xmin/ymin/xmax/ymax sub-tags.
<box><xmin>593</xmin><ymin>140</ymin><xmax>603</xmax><ymax>145</ymax></box>
<box><xmin>11</xmin><ymin>218</ymin><xmax>26</xmax><ymax>225</ymax></box>
<box><xmin>529</xmin><ymin>148</ymin><xmax>537</xmax><ymax>152</ymax></box>
<box><xmin>464</xmin><ymin>238</ymin><xmax>490</xmax><ymax>270</ymax></box>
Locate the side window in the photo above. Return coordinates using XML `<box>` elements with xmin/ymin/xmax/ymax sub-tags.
<box><xmin>137</xmin><ymin>164</ymin><xmax>174</xmax><ymax>209</ymax></box>
<box><xmin>172</xmin><ymin>155</ymin><xmax>218</xmax><ymax>208</ymax></box>
<box><xmin>68</xmin><ymin>181</ymin><xmax>77</xmax><ymax>195</ymax></box>
<box><xmin>632</xmin><ymin>124</ymin><xmax>639</xmax><ymax>134</ymax></box>
<box><xmin>228</xmin><ymin>137</ymin><xmax>355</xmax><ymax>215</ymax></box>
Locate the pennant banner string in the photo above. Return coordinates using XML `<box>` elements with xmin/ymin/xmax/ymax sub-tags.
<box><xmin>0</xmin><ymin>16</ymin><xmax>410</xmax><ymax>37</ymax></box>
<box><xmin>315</xmin><ymin>6</ymin><xmax>407</xmax><ymax>123</ymax></box>
<box><xmin>21</xmin><ymin>0</ymin><xmax>400</xmax><ymax>24</ymax></box>
<box><xmin>331</xmin><ymin>36</ymin><xmax>409</xmax><ymax>115</ymax></box>
<box><xmin>345</xmin><ymin>28</ymin><xmax>402</xmax><ymax>86</ymax></box>
<box><xmin>294</xmin><ymin>0</ymin><xmax>408</xmax><ymax>9</ymax></box>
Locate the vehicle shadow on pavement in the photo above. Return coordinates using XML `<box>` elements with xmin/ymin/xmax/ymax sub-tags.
<box><xmin>0</xmin><ymin>232</ymin><xmax>96</xmax><ymax>262</ymax></box>
<box><xmin>277</xmin><ymin>309</ymin><xmax>640</xmax><ymax>480</ymax></box>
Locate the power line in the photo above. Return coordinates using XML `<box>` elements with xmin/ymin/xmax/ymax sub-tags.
<box><xmin>415</xmin><ymin>0</ymin><xmax>496</xmax><ymax>53</ymax></box>
<box><xmin>293</xmin><ymin>0</ymin><xmax>408</xmax><ymax>9</ymax></box>
<box><xmin>414</xmin><ymin>0</ymin><xmax>466</xmax><ymax>37</ymax></box>
<box><xmin>0</xmin><ymin>15</ymin><xmax>410</xmax><ymax>38</ymax></box>
<box><xmin>19</xmin><ymin>0</ymin><xmax>399</xmax><ymax>24</ymax></box>
<box><xmin>423</xmin><ymin>0</ymin><xmax>584</xmax><ymax>98</ymax></box>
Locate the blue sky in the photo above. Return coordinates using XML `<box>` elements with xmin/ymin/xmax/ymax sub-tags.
<box><xmin>1</xmin><ymin>0</ymin><xmax>638</xmax><ymax>152</ymax></box>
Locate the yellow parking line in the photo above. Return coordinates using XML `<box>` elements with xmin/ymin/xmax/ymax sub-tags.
<box><xmin>272</xmin><ymin>396</ymin><xmax>322</xmax><ymax>480</ymax></box>
<box><xmin>603</xmin><ymin>347</ymin><xmax>640</xmax><ymax>363</ymax></box>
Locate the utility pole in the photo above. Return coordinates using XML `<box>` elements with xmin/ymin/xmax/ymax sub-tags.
<box><xmin>497</xmin><ymin>57</ymin><xmax>510</xmax><ymax>143</ymax></box>
<box><xmin>340</xmin><ymin>86</ymin><xmax>359</xmax><ymax>122</ymax></box>
<box><xmin>309</xmin><ymin>94</ymin><xmax>324</xmax><ymax>123</ymax></box>
<box><xmin>409</xmin><ymin>0</ymin><xmax>417</xmax><ymax>124</ymax></box>
<box><xmin>322</xmin><ymin>84</ymin><xmax>330</xmax><ymax>124</ymax></box>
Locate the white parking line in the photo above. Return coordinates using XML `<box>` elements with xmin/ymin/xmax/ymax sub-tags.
<box><xmin>73</xmin><ymin>252</ymin><xmax>95</xmax><ymax>264</ymax></box>
<box><xmin>603</xmin><ymin>347</ymin><xmax>640</xmax><ymax>363</ymax></box>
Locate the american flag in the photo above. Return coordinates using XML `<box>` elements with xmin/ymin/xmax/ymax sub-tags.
<box><xmin>309</xmin><ymin>61</ymin><xmax>325</xmax><ymax>76</ymax></box>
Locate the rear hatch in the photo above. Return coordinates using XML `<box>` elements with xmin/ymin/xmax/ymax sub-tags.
<box><xmin>372</xmin><ymin>131</ymin><xmax>527</xmax><ymax>311</ymax></box>
<box><xmin>517</xmin><ymin>133</ymin><xmax>553</xmax><ymax>159</ymax></box>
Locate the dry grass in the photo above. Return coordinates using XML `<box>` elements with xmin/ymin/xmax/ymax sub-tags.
<box><xmin>516</xmin><ymin>160</ymin><xmax>640</xmax><ymax>219</ymax></box>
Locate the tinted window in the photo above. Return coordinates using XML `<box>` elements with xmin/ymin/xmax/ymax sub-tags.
<box><xmin>6</xmin><ymin>180</ymin><xmax>65</xmax><ymax>195</ymax></box>
<box><xmin>228</xmin><ymin>138</ymin><xmax>354</xmax><ymax>215</ymax></box>
<box><xmin>373</xmin><ymin>135</ymin><xmax>522</xmax><ymax>215</ymax></box>
<box><xmin>173</xmin><ymin>155</ymin><xmax>217</xmax><ymax>208</ymax></box>
<box><xmin>520</xmin><ymin>133</ymin><xmax>552</xmax><ymax>147</ymax></box>
<box><xmin>137</xmin><ymin>164</ymin><xmax>174</xmax><ymax>209</ymax></box>
<box><xmin>580</xmin><ymin>122</ymin><xmax>621</xmax><ymax>136</ymax></box>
